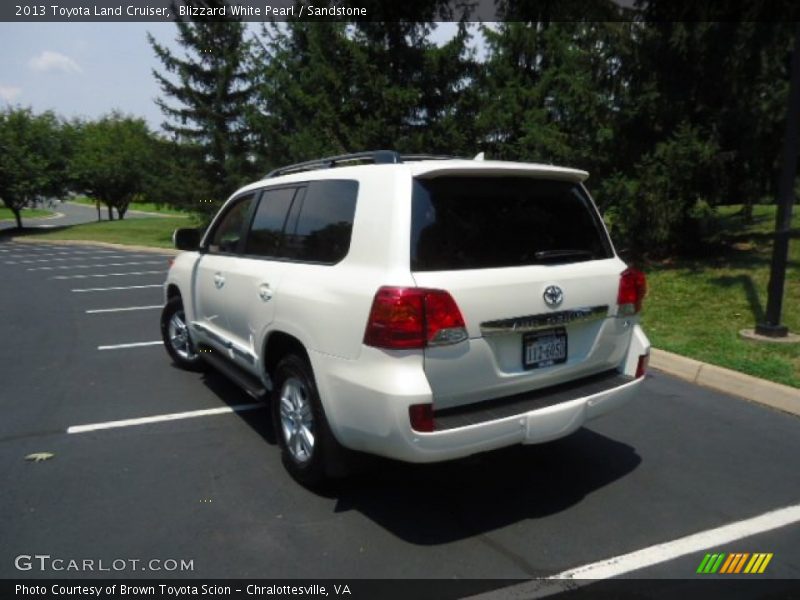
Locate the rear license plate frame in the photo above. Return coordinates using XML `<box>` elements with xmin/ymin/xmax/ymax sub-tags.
<box><xmin>522</xmin><ymin>327</ymin><xmax>568</xmax><ymax>370</ymax></box>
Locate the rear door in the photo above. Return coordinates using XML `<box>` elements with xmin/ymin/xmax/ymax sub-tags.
<box><xmin>410</xmin><ymin>175</ymin><xmax>629</xmax><ymax>409</ymax></box>
<box><xmin>221</xmin><ymin>185</ymin><xmax>301</xmax><ymax>373</ymax></box>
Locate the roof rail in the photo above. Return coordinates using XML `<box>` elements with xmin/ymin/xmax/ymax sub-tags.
<box><xmin>263</xmin><ymin>150</ymin><xmax>459</xmax><ymax>179</ymax></box>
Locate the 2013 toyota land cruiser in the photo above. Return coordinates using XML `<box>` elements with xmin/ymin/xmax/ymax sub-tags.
<box><xmin>162</xmin><ymin>151</ymin><xmax>650</xmax><ymax>485</ymax></box>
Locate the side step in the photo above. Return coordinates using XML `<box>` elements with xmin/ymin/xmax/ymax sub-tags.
<box><xmin>199</xmin><ymin>345</ymin><xmax>268</xmax><ymax>399</ymax></box>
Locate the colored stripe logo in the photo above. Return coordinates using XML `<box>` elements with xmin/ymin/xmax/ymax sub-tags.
<box><xmin>697</xmin><ymin>552</ymin><xmax>773</xmax><ymax>574</ymax></box>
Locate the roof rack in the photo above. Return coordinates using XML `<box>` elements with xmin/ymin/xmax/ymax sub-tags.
<box><xmin>264</xmin><ymin>150</ymin><xmax>459</xmax><ymax>179</ymax></box>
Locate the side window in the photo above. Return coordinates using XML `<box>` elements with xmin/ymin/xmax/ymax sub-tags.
<box><xmin>282</xmin><ymin>180</ymin><xmax>358</xmax><ymax>264</ymax></box>
<box><xmin>209</xmin><ymin>194</ymin><xmax>255</xmax><ymax>254</ymax></box>
<box><xmin>244</xmin><ymin>186</ymin><xmax>300</xmax><ymax>257</ymax></box>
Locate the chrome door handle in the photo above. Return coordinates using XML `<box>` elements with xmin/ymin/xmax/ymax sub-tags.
<box><xmin>258</xmin><ymin>283</ymin><xmax>273</xmax><ymax>302</ymax></box>
<box><xmin>213</xmin><ymin>273</ymin><xmax>225</xmax><ymax>289</ymax></box>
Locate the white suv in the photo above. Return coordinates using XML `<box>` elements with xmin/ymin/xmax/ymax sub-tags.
<box><xmin>162</xmin><ymin>151</ymin><xmax>650</xmax><ymax>485</ymax></box>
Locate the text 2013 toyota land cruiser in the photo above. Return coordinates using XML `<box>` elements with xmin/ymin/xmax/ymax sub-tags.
<box><xmin>162</xmin><ymin>151</ymin><xmax>650</xmax><ymax>485</ymax></box>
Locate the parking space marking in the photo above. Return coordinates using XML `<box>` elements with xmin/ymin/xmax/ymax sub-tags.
<box><xmin>97</xmin><ymin>341</ymin><xmax>162</xmax><ymax>350</ymax></box>
<box><xmin>86</xmin><ymin>305</ymin><xmax>161</xmax><ymax>314</ymax></box>
<box><xmin>28</xmin><ymin>261</ymin><xmax>164</xmax><ymax>271</ymax></box>
<box><xmin>72</xmin><ymin>284</ymin><xmax>163</xmax><ymax>292</ymax></box>
<box><xmin>52</xmin><ymin>270</ymin><xmax>166</xmax><ymax>280</ymax></box>
<box><xmin>66</xmin><ymin>403</ymin><xmax>264</xmax><ymax>434</ymax></box>
<box><xmin>8</xmin><ymin>254</ymin><xmax>159</xmax><ymax>264</ymax></box>
<box><xmin>0</xmin><ymin>250</ymin><xmax>117</xmax><ymax>257</ymax></box>
<box><xmin>472</xmin><ymin>503</ymin><xmax>800</xmax><ymax>599</ymax></box>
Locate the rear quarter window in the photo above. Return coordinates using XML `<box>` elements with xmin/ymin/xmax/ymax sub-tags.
<box><xmin>411</xmin><ymin>176</ymin><xmax>613</xmax><ymax>271</ymax></box>
<box><xmin>281</xmin><ymin>179</ymin><xmax>358</xmax><ymax>264</ymax></box>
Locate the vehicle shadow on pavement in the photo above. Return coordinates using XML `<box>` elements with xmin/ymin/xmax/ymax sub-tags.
<box><xmin>198</xmin><ymin>369</ymin><xmax>276</xmax><ymax>445</ymax></box>
<box><xmin>326</xmin><ymin>429</ymin><xmax>641</xmax><ymax>545</ymax></box>
<box><xmin>197</xmin><ymin>367</ymin><xmax>641</xmax><ymax>545</ymax></box>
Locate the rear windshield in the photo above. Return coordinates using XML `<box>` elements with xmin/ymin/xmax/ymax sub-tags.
<box><xmin>410</xmin><ymin>176</ymin><xmax>613</xmax><ymax>271</ymax></box>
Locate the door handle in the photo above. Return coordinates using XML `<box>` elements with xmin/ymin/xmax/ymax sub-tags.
<box><xmin>213</xmin><ymin>272</ymin><xmax>225</xmax><ymax>289</ymax></box>
<box><xmin>258</xmin><ymin>283</ymin><xmax>273</xmax><ymax>302</ymax></box>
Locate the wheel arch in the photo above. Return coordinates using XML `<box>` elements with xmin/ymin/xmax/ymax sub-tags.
<box><xmin>263</xmin><ymin>330</ymin><xmax>310</xmax><ymax>381</ymax></box>
<box><xmin>165</xmin><ymin>283</ymin><xmax>181</xmax><ymax>300</ymax></box>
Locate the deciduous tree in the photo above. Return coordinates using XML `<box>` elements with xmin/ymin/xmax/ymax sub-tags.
<box><xmin>0</xmin><ymin>108</ymin><xmax>69</xmax><ymax>229</ymax></box>
<box><xmin>71</xmin><ymin>113</ymin><xmax>154</xmax><ymax>220</ymax></box>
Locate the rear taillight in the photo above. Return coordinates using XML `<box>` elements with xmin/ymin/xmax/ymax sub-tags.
<box><xmin>636</xmin><ymin>353</ymin><xmax>649</xmax><ymax>378</ymax></box>
<box><xmin>618</xmin><ymin>268</ymin><xmax>647</xmax><ymax>315</ymax></box>
<box><xmin>409</xmin><ymin>403</ymin><xmax>434</xmax><ymax>432</ymax></box>
<box><xmin>363</xmin><ymin>286</ymin><xmax>467</xmax><ymax>350</ymax></box>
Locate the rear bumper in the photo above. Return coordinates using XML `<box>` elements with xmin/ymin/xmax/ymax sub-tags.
<box><xmin>403</xmin><ymin>374</ymin><xmax>643</xmax><ymax>463</ymax></box>
<box><xmin>310</xmin><ymin>324</ymin><xmax>649</xmax><ymax>464</ymax></box>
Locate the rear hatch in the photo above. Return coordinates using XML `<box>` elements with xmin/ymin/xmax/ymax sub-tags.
<box><xmin>409</xmin><ymin>172</ymin><xmax>630</xmax><ymax>410</ymax></box>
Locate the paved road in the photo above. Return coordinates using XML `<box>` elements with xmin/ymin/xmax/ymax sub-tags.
<box><xmin>0</xmin><ymin>240</ymin><xmax>798</xmax><ymax>589</ymax></box>
<box><xmin>0</xmin><ymin>201</ymin><xmax>160</xmax><ymax>233</ymax></box>
<box><xmin>0</xmin><ymin>202</ymin><xmax>96</xmax><ymax>232</ymax></box>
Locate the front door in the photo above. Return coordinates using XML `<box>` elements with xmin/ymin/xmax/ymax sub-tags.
<box><xmin>191</xmin><ymin>193</ymin><xmax>257</xmax><ymax>355</ymax></box>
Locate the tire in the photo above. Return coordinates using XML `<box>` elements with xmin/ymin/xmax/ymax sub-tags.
<box><xmin>271</xmin><ymin>353</ymin><xmax>346</xmax><ymax>487</ymax></box>
<box><xmin>160</xmin><ymin>296</ymin><xmax>205</xmax><ymax>372</ymax></box>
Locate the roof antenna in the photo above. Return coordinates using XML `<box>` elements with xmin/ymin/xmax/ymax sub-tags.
<box><xmin>473</xmin><ymin>152</ymin><xmax>485</xmax><ymax>161</ymax></box>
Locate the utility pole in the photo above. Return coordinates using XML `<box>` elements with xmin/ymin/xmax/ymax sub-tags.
<box><xmin>756</xmin><ymin>24</ymin><xmax>800</xmax><ymax>338</ymax></box>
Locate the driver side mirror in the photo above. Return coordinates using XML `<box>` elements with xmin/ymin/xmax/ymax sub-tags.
<box><xmin>173</xmin><ymin>228</ymin><xmax>201</xmax><ymax>251</ymax></box>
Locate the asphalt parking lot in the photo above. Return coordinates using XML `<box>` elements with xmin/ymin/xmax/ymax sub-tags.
<box><xmin>1</xmin><ymin>239</ymin><xmax>799</xmax><ymax>590</ymax></box>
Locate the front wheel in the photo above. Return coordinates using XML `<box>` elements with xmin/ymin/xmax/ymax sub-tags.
<box><xmin>160</xmin><ymin>296</ymin><xmax>204</xmax><ymax>372</ymax></box>
<box><xmin>271</xmin><ymin>354</ymin><xmax>346</xmax><ymax>487</ymax></box>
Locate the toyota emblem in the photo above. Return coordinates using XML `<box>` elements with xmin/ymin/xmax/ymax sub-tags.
<box><xmin>543</xmin><ymin>285</ymin><xmax>564</xmax><ymax>308</ymax></box>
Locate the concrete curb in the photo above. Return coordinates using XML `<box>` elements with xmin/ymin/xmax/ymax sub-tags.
<box><xmin>650</xmin><ymin>348</ymin><xmax>800</xmax><ymax>418</ymax></box>
<box><xmin>9</xmin><ymin>237</ymin><xmax>179</xmax><ymax>255</ymax></box>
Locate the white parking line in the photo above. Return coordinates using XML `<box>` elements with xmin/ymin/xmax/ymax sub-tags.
<box><xmin>66</xmin><ymin>403</ymin><xmax>264</xmax><ymax>434</ymax></box>
<box><xmin>8</xmin><ymin>254</ymin><xmax>157</xmax><ymax>264</ymax></box>
<box><xmin>87</xmin><ymin>305</ymin><xmax>161</xmax><ymax>314</ymax></box>
<box><xmin>98</xmin><ymin>340</ymin><xmax>162</xmax><ymax>350</ymax></box>
<box><xmin>72</xmin><ymin>284</ymin><xmax>163</xmax><ymax>293</ymax></box>
<box><xmin>0</xmin><ymin>247</ymin><xmax>77</xmax><ymax>252</ymax></box>
<box><xmin>469</xmin><ymin>503</ymin><xmax>800</xmax><ymax>599</ymax></box>
<box><xmin>52</xmin><ymin>270</ymin><xmax>166</xmax><ymax>280</ymax></box>
<box><xmin>1</xmin><ymin>250</ymin><xmax>117</xmax><ymax>257</ymax></box>
<box><xmin>28</xmin><ymin>261</ymin><xmax>163</xmax><ymax>271</ymax></box>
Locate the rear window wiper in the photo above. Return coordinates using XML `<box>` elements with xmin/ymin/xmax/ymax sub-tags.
<box><xmin>534</xmin><ymin>249</ymin><xmax>595</xmax><ymax>262</ymax></box>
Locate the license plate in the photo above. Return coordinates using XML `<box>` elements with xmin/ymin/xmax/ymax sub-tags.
<box><xmin>523</xmin><ymin>328</ymin><xmax>567</xmax><ymax>370</ymax></box>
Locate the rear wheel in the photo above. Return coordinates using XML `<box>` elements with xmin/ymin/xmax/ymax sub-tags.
<box><xmin>160</xmin><ymin>296</ymin><xmax>204</xmax><ymax>372</ymax></box>
<box><xmin>272</xmin><ymin>353</ymin><xmax>345</xmax><ymax>487</ymax></box>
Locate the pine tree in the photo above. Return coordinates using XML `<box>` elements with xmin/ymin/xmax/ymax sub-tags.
<box><xmin>248</xmin><ymin>21</ymin><xmax>359</xmax><ymax>168</ymax></box>
<box><xmin>148</xmin><ymin>2</ymin><xmax>254</xmax><ymax>206</ymax></box>
<box><xmin>248</xmin><ymin>15</ymin><xmax>476</xmax><ymax>169</ymax></box>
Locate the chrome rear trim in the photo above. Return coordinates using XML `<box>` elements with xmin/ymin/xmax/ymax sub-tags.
<box><xmin>480</xmin><ymin>305</ymin><xmax>609</xmax><ymax>337</ymax></box>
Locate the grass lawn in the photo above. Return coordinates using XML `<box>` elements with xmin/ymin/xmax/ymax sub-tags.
<box><xmin>20</xmin><ymin>215</ymin><xmax>193</xmax><ymax>249</ymax></box>
<box><xmin>642</xmin><ymin>204</ymin><xmax>800</xmax><ymax>388</ymax></box>
<box><xmin>70</xmin><ymin>195</ymin><xmax>189</xmax><ymax>217</ymax></box>
<box><xmin>0</xmin><ymin>207</ymin><xmax>55</xmax><ymax>221</ymax></box>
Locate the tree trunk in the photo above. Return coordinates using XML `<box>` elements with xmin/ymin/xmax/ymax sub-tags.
<box><xmin>13</xmin><ymin>208</ymin><xmax>22</xmax><ymax>229</ymax></box>
<box><xmin>740</xmin><ymin>201</ymin><xmax>754</xmax><ymax>222</ymax></box>
<box><xmin>118</xmin><ymin>207</ymin><xmax>126</xmax><ymax>220</ymax></box>
<box><xmin>96</xmin><ymin>199</ymin><xmax>101</xmax><ymax>222</ymax></box>
<box><xmin>107</xmin><ymin>205</ymin><xmax>114</xmax><ymax>221</ymax></box>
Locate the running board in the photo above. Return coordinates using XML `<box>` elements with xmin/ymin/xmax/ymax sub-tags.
<box><xmin>198</xmin><ymin>345</ymin><xmax>268</xmax><ymax>399</ymax></box>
